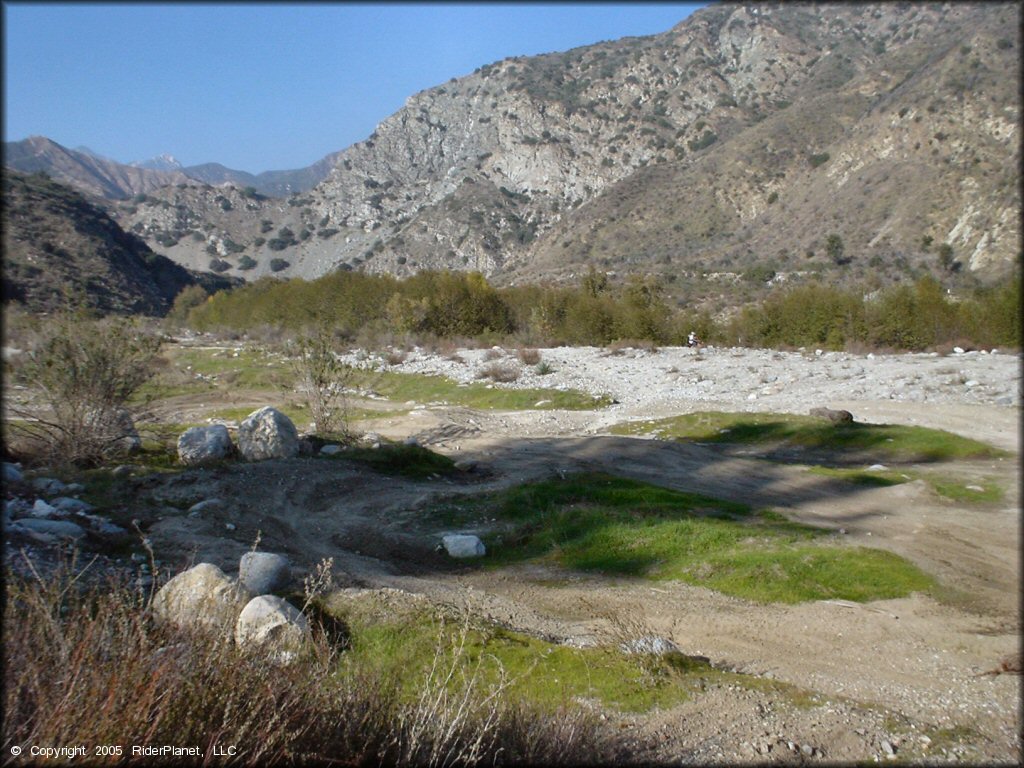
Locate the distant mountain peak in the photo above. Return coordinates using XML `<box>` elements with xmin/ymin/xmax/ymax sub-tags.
<box><xmin>131</xmin><ymin>153</ymin><xmax>184</xmax><ymax>172</ymax></box>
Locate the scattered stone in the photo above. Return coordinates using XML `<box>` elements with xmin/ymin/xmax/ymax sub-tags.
<box><xmin>237</xmin><ymin>407</ymin><xmax>300</xmax><ymax>461</ymax></box>
<box><xmin>150</xmin><ymin>562</ymin><xmax>253</xmax><ymax>634</ymax></box>
<box><xmin>964</xmin><ymin>380</ymin><xmax>979</xmax><ymax>388</ymax></box>
<box><xmin>442</xmin><ymin>534</ymin><xmax>486</xmax><ymax>558</ymax></box>
<box><xmin>177</xmin><ymin>425</ymin><xmax>234</xmax><ymax>466</ymax></box>
<box><xmin>364</xmin><ymin>432</ymin><xmax>382</xmax><ymax>449</ymax></box>
<box><xmin>881</xmin><ymin>739</ymin><xmax>895</xmax><ymax>756</ymax></box>
<box><xmin>13</xmin><ymin>518</ymin><xmax>87</xmax><ymax>540</ymax></box>
<box><xmin>953</xmin><ymin>347</ymin><xmax>965</xmax><ymax>355</ymax></box>
<box><xmin>965</xmin><ymin>485</ymin><xmax>984</xmax><ymax>492</ymax></box>
<box><xmin>620</xmin><ymin>636</ymin><xmax>682</xmax><ymax>656</ymax></box>
<box><xmin>801</xmin><ymin>744</ymin><xmax>814</xmax><ymax>756</ymax></box>
<box><xmin>111</xmin><ymin>464</ymin><xmax>139</xmax><ymax>478</ymax></box>
<box><xmin>188</xmin><ymin>498</ymin><xmax>225</xmax><ymax>516</ymax></box>
<box><xmin>225</xmin><ymin>523</ymin><xmax>237</xmax><ymax>531</ymax></box>
<box><xmin>31</xmin><ymin>499</ymin><xmax>60</xmax><ymax>518</ymax></box>
<box><xmin>809</xmin><ymin>407</ymin><xmax>854</xmax><ymax>423</ymax></box>
<box><xmin>31</xmin><ymin>477</ymin><xmax>67</xmax><ymax>495</ymax></box>
<box><xmin>51</xmin><ymin>497</ymin><xmax>94</xmax><ymax>514</ymax></box>
<box><xmin>867</xmin><ymin>464</ymin><xmax>888</xmax><ymax>471</ymax></box>
<box><xmin>454</xmin><ymin>459</ymin><xmax>479</xmax><ymax>472</ymax></box>
<box><xmin>239</xmin><ymin>552</ymin><xmax>291</xmax><ymax>594</ymax></box>
<box><xmin>3</xmin><ymin>462</ymin><xmax>23</xmax><ymax>483</ymax></box>
<box><xmin>235</xmin><ymin>595</ymin><xmax>310</xmax><ymax>662</ymax></box>
<box><xmin>320</xmin><ymin>444</ymin><xmax>342</xmax><ymax>456</ymax></box>
<box><xmin>403</xmin><ymin>436</ymin><xmax>420</xmax><ymax>447</ymax></box>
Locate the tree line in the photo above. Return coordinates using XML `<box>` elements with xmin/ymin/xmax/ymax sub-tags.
<box><xmin>176</xmin><ymin>268</ymin><xmax>1020</xmax><ymax>352</ymax></box>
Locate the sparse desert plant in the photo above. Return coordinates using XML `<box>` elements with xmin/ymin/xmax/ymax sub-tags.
<box><xmin>516</xmin><ymin>347</ymin><xmax>541</xmax><ymax>365</ymax></box>
<box><xmin>535</xmin><ymin>361</ymin><xmax>555</xmax><ymax>376</ymax></box>
<box><xmin>286</xmin><ymin>329</ymin><xmax>352</xmax><ymax>437</ymax></box>
<box><xmin>482</xmin><ymin>347</ymin><xmax>505</xmax><ymax>362</ymax></box>
<box><xmin>384</xmin><ymin>348</ymin><xmax>408</xmax><ymax>366</ymax></box>
<box><xmin>9</xmin><ymin>310</ymin><xmax>160</xmax><ymax>466</ymax></box>
<box><xmin>477</xmin><ymin>361</ymin><xmax>520</xmax><ymax>383</ymax></box>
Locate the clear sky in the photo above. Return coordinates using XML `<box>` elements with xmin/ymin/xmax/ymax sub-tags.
<box><xmin>3</xmin><ymin>2</ymin><xmax>706</xmax><ymax>173</ymax></box>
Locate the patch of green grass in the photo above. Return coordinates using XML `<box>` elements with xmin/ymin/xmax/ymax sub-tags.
<box><xmin>324</xmin><ymin>595</ymin><xmax>698</xmax><ymax>713</ymax></box>
<box><xmin>432</xmin><ymin>473</ymin><xmax>934</xmax><ymax>604</ymax></box>
<box><xmin>350</xmin><ymin>369</ymin><xmax>611</xmax><ymax>411</ymax></box>
<box><xmin>808</xmin><ymin>466</ymin><xmax>1004</xmax><ymax>504</ymax></box>
<box><xmin>928</xmin><ymin>477</ymin><xmax>1004</xmax><ymax>503</ymax></box>
<box><xmin>609</xmin><ymin>411</ymin><xmax>1005</xmax><ymax>463</ymax></box>
<box><xmin>335</xmin><ymin>442</ymin><xmax>457</xmax><ymax>479</ymax></box>
<box><xmin>806</xmin><ymin>466</ymin><xmax>910</xmax><ymax>487</ymax></box>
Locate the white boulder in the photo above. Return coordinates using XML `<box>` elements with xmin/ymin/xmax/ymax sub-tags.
<box><xmin>442</xmin><ymin>534</ymin><xmax>486</xmax><ymax>558</ymax></box>
<box><xmin>237</xmin><ymin>407</ymin><xmax>299</xmax><ymax>461</ymax></box>
<box><xmin>235</xmin><ymin>595</ymin><xmax>310</xmax><ymax>662</ymax></box>
<box><xmin>177</xmin><ymin>425</ymin><xmax>234</xmax><ymax>466</ymax></box>
<box><xmin>150</xmin><ymin>563</ymin><xmax>252</xmax><ymax>634</ymax></box>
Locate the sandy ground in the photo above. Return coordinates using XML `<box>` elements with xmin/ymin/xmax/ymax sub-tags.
<box><xmin>27</xmin><ymin>343</ymin><xmax>1022</xmax><ymax>763</ymax></box>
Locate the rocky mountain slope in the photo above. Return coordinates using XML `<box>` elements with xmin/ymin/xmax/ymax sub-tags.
<box><xmin>11</xmin><ymin>3</ymin><xmax>1022</xmax><ymax>295</ymax></box>
<box><xmin>2</xmin><ymin>171</ymin><xmax>237</xmax><ymax>315</ymax></box>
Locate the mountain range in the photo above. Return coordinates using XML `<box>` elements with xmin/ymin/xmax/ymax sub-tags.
<box><xmin>4</xmin><ymin>2</ymin><xmax>1020</xmax><ymax>312</ymax></box>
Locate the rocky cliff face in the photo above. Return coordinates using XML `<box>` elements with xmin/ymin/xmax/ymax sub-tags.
<box><xmin>107</xmin><ymin>2</ymin><xmax>1020</xmax><ymax>287</ymax></box>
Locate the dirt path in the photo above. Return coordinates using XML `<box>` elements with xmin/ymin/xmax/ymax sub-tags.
<box><xmin>132</xmin><ymin>345</ymin><xmax>1021</xmax><ymax>763</ymax></box>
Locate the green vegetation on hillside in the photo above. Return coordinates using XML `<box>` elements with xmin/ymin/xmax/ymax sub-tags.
<box><xmin>184</xmin><ymin>269</ymin><xmax>1019</xmax><ymax>353</ymax></box>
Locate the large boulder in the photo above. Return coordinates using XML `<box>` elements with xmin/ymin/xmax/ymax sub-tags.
<box><xmin>237</xmin><ymin>407</ymin><xmax>300</xmax><ymax>461</ymax></box>
<box><xmin>177</xmin><ymin>425</ymin><xmax>234</xmax><ymax>466</ymax></box>
<box><xmin>150</xmin><ymin>563</ymin><xmax>253</xmax><ymax>634</ymax></box>
<box><xmin>809</xmin><ymin>407</ymin><xmax>854</xmax><ymax>424</ymax></box>
<box><xmin>235</xmin><ymin>595</ymin><xmax>310</xmax><ymax>663</ymax></box>
<box><xmin>239</xmin><ymin>552</ymin><xmax>291</xmax><ymax>594</ymax></box>
<box><xmin>442</xmin><ymin>534</ymin><xmax>486</xmax><ymax>558</ymax></box>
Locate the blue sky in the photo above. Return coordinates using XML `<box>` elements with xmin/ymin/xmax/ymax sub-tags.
<box><xmin>4</xmin><ymin>3</ymin><xmax>705</xmax><ymax>173</ymax></box>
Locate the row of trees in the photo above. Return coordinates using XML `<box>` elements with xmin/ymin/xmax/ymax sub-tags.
<box><xmin>179</xmin><ymin>268</ymin><xmax>1020</xmax><ymax>352</ymax></box>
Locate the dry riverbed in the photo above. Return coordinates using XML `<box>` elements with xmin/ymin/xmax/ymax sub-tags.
<box><xmin>7</xmin><ymin>343</ymin><xmax>1021</xmax><ymax>763</ymax></box>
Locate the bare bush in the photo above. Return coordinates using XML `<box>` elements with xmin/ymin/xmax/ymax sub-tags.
<box><xmin>384</xmin><ymin>348</ymin><xmax>408</xmax><ymax>366</ymax></box>
<box><xmin>286</xmin><ymin>330</ymin><xmax>352</xmax><ymax>438</ymax></box>
<box><xmin>4</xmin><ymin>561</ymin><xmax>617</xmax><ymax>766</ymax></box>
<box><xmin>482</xmin><ymin>347</ymin><xmax>505</xmax><ymax>362</ymax></box>
<box><xmin>8</xmin><ymin>311</ymin><xmax>160</xmax><ymax>466</ymax></box>
<box><xmin>516</xmin><ymin>347</ymin><xmax>542</xmax><ymax>365</ymax></box>
<box><xmin>477</xmin><ymin>362</ymin><xmax>520</xmax><ymax>383</ymax></box>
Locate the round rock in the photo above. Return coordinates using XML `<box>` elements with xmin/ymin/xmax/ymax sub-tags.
<box><xmin>151</xmin><ymin>562</ymin><xmax>253</xmax><ymax>634</ymax></box>
<box><xmin>177</xmin><ymin>425</ymin><xmax>234</xmax><ymax>466</ymax></box>
<box><xmin>235</xmin><ymin>595</ymin><xmax>310</xmax><ymax>662</ymax></box>
<box><xmin>237</xmin><ymin>407</ymin><xmax>299</xmax><ymax>461</ymax></box>
<box><xmin>239</xmin><ymin>551</ymin><xmax>291</xmax><ymax>594</ymax></box>
<box><xmin>442</xmin><ymin>534</ymin><xmax>486</xmax><ymax>558</ymax></box>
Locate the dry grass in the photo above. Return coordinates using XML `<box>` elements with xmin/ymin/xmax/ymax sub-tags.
<box><xmin>477</xmin><ymin>362</ymin><xmax>521</xmax><ymax>383</ymax></box>
<box><xmin>516</xmin><ymin>348</ymin><xmax>542</xmax><ymax>365</ymax></box>
<box><xmin>3</xmin><ymin>556</ymin><xmax>616</xmax><ymax>766</ymax></box>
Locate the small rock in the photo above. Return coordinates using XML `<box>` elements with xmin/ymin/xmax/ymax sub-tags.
<box><xmin>965</xmin><ymin>485</ymin><xmax>984</xmax><ymax>492</ymax></box>
<box><xmin>225</xmin><ymin>523</ymin><xmax>237</xmax><ymax>531</ymax></box>
<box><xmin>79</xmin><ymin>515</ymin><xmax>128</xmax><ymax>537</ymax></box>
<box><xmin>31</xmin><ymin>477</ymin><xmax>67</xmax><ymax>495</ymax></box>
<box><xmin>3</xmin><ymin>462</ymin><xmax>24</xmax><ymax>483</ymax></box>
<box><xmin>867</xmin><ymin>464</ymin><xmax>888</xmax><ymax>471</ymax></box>
<box><xmin>964</xmin><ymin>380</ymin><xmax>979</xmax><ymax>388</ymax></box>
<box><xmin>13</xmin><ymin>518</ymin><xmax>87</xmax><ymax>540</ymax></box>
<box><xmin>809</xmin><ymin>407</ymin><xmax>854</xmax><ymax>423</ymax></box>
<box><xmin>188</xmin><ymin>499</ymin><xmax>225</xmax><ymax>516</ymax></box>
<box><xmin>881</xmin><ymin>739</ymin><xmax>895</xmax><ymax>756</ymax></box>
<box><xmin>51</xmin><ymin>497</ymin><xmax>94</xmax><ymax>514</ymax></box>
<box><xmin>320</xmin><ymin>444</ymin><xmax>342</xmax><ymax>456</ymax></box>
<box><xmin>801</xmin><ymin>744</ymin><xmax>814</xmax><ymax>756</ymax></box>
<box><xmin>31</xmin><ymin>499</ymin><xmax>60</xmax><ymax>518</ymax></box>
<box><xmin>111</xmin><ymin>464</ymin><xmax>138</xmax><ymax>477</ymax></box>
<box><xmin>953</xmin><ymin>346</ymin><xmax>965</xmax><ymax>355</ymax></box>
<box><xmin>454</xmin><ymin>459</ymin><xmax>479</xmax><ymax>472</ymax></box>
<box><xmin>403</xmin><ymin>436</ymin><xmax>420</xmax><ymax>447</ymax></box>
<box><xmin>442</xmin><ymin>534</ymin><xmax>486</xmax><ymax>558</ymax></box>
<box><xmin>620</xmin><ymin>636</ymin><xmax>682</xmax><ymax>655</ymax></box>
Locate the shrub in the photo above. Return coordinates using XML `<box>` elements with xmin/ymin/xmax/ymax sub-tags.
<box><xmin>287</xmin><ymin>328</ymin><xmax>352</xmax><ymax>436</ymax></box>
<box><xmin>477</xmin><ymin>361</ymin><xmax>520</xmax><ymax>383</ymax></box>
<box><xmin>167</xmin><ymin>284</ymin><xmax>208</xmax><ymax>327</ymax></box>
<box><xmin>237</xmin><ymin>255</ymin><xmax>258</xmax><ymax>270</ymax></box>
<box><xmin>209</xmin><ymin>258</ymin><xmax>231</xmax><ymax>273</ymax></box>
<box><xmin>270</xmin><ymin>258</ymin><xmax>290</xmax><ymax>272</ymax></box>
<box><xmin>517</xmin><ymin>348</ymin><xmax>541</xmax><ymax>365</ymax></box>
<box><xmin>9</xmin><ymin>311</ymin><xmax>159</xmax><ymax>465</ymax></box>
<box><xmin>808</xmin><ymin>152</ymin><xmax>831</xmax><ymax>168</ymax></box>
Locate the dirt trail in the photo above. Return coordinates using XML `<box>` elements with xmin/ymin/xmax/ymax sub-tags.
<box><xmin>136</xmin><ymin>347</ymin><xmax>1020</xmax><ymax>763</ymax></box>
